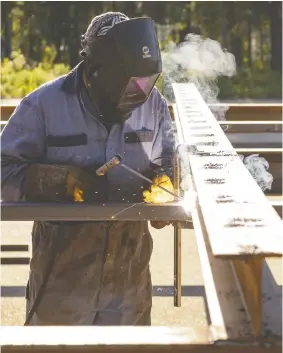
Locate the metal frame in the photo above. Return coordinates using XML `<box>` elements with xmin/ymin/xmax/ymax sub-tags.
<box><xmin>1</xmin><ymin>326</ymin><xmax>282</xmax><ymax>353</ymax></box>
<box><xmin>1</xmin><ymin>199</ymin><xmax>187</xmax><ymax>306</ymax></box>
<box><xmin>172</xmin><ymin>83</ymin><xmax>282</xmax><ymax>339</ymax></box>
<box><xmin>225</xmin><ymin>132</ymin><xmax>282</xmax><ymax>148</ymax></box>
<box><xmin>172</xmin><ymin>83</ymin><xmax>283</xmax><ymax>257</ymax></box>
<box><xmin>1</xmin><ymin>202</ymin><xmax>191</xmax><ymax>222</ymax></box>
<box><xmin>2</xmin><ymin>123</ymin><xmax>282</xmax><ymax>147</ymax></box>
<box><xmin>1</xmin><ymin>85</ymin><xmax>282</xmax><ymax>350</ymax></box>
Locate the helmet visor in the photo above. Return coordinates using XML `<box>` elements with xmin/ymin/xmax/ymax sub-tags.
<box><xmin>118</xmin><ymin>74</ymin><xmax>159</xmax><ymax>110</ymax></box>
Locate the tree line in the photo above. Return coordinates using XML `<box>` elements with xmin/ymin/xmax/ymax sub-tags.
<box><xmin>1</xmin><ymin>1</ymin><xmax>282</xmax><ymax>72</ymax></box>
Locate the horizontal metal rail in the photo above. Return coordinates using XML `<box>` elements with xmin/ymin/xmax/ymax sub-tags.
<box><xmin>2</xmin><ymin>102</ymin><xmax>283</xmax><ymax>122</ymax></box>
<box><xmin>1</xmin><ymin>256</ymin><xmax>30</xmax><ymax>265</ymax></box>
<box><xmin>0</xmin><ymin>202</ymin><xmax>191</xmax><ymax>222</ymax></box>
<box><xmin>1</xmin><ymin>326</ymin><xmax>281</xmax><ymax>353</ymax></box>
<box><xmin>1</xmin><ymin>99</ymin><xmax>282</xmax><ymax>107</ymax></box>
<box><xmin>2</xmin><ymin>125</ymin><xmax>282</xmax><ymax>148</ymax></box>
<box><xmin>225</xmin><ymin>132</ymin><xmax>282</xmax><ymax>148</ymax></box>
<box><xmin>1</xmin><ymin>244</ymin><xmax>29</xmax><ymax>251</ymax></box>
<box><xmin>2</xmin><ymin>117</ymin><xmax>282</xmax><ymax>146</ymax></box>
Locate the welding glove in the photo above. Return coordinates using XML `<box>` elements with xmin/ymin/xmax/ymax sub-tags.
<box><xmin>65</xmin><ymin>165</ymin><xmax>106</xmax><ymax>202</ymax></box>
<box><xmin>143</xmin><ymin>174</ymin><xmax>175</xmax><ymax>204</ymax></box>
<box><xmin>143</xmin><ymin>174</ymin><xmax>175</xmax><ymax>229</ymax></box>
<box><xmin>25</xmin><ymin>164</ymin><xmax>107</xmax><ymax>202</ymax></box>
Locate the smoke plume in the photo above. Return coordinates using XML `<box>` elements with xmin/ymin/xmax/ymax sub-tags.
<box><xmin>160</xmin><ymin>34</ymin><xmax>273</xmax><ymax>204</ymax></box>
<box><xmin>162</xmin><ymin>34</ymin><xmax>236</xmax><ymax>121</ymax></box>
<box><xmin>239</xmin><ymin>154</ymin><xmax>274</xmax><ymax>192</ymax></box>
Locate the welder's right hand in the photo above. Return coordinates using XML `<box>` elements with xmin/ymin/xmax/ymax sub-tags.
<box><xmin>25</xmin><ymin>164</ymin><xmax>107</xmax><ymax>202</ymax></box>
<box><xmin>65</xmin><ymin>167</ymin><xmax>94</xmax><ymax>202</ymax></box>
<box><xmin>65</xmin><ymin>166</ymin><xmax>108</xmax><ymax>202</ymax></box>
<box><xmin>65</xmin><ymin>165</ymin><xmax>111</xmax><ymax>202</ymax></box>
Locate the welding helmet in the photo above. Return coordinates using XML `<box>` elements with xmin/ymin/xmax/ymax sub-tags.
<box><xmin>81</xmin><ymin>15</ymin><xmax>162</xmax><ymax>123</ymax></box>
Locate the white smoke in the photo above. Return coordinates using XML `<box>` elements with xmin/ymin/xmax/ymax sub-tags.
<box><xmin>239</xmin><ymin>154</ymin><xmax>274</xmax><ymax>192</ymax></box>
<box><xmin>162</xmin><ymin>34</ymin><xmax>236</xmax><ymax>121</ymax></box>
<box><xmin>161</xmin><ymin>34</ymin><xmax>274</xmax><ymax>199</ymax></box>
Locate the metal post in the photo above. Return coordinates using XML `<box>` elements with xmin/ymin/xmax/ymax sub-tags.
<box><xmin>173</xmin><ymin>152</ymin><xmax>182</xmax><ymax>307</ymax></box>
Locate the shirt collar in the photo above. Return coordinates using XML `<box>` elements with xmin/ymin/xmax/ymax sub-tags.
<box><xmin>60</xmin><ymin>61</ymin><xmax>84</xmax><ymax>95</ymax></box>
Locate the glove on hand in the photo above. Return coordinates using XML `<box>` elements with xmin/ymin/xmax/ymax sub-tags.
<box><xmin>25</xmin><ymin>164</ymin><xmax>107</xmax><ymax>202</ymax></box>
<box><xmin>143</xmin><ymin>174</ymin><xmax>175</xmax><ymax>204</ymax></box>
<box><xmin>143</xmin><ymin>174</ymin><xmax>175</xmax><ymax>229</ymax></box>
<box><xmin>65</xmin><ymin>166</ymin><xmax>102</xmax><ymax>202</ymax></box>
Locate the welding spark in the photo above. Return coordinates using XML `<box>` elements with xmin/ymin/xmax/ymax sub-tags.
<box><xmin>110</xmin><ymin>202</ymin><xmax>145</xmax><ymax>220</ymax></box>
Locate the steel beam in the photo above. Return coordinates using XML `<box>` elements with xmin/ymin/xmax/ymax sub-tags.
<box><xmin>219</xmin><ymin>121</ymin><xmax>283</xmax><ymax>133</ymax></box>
<box><xmin>0</xmin><ymin>202</ymin><xmax>191</xmax><ymax>222</ymax></box>
<box><xmin>172</xmin><ymin>83</ymin><xmax>283</xmax><ymax>338</ymax></box>
<box><xmin>1</xmin><ymin>326</ymin><xmax>281</xmax><ymax>353</ymax></box>
<box><xmin>172</xmin><ymin>83</ymin><xmax>283</xmax><ymax>258</ymax></box>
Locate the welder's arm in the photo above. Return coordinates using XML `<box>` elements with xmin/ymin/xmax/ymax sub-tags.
<box><xmin>145</xmin><ymin>96</ymin><xmax>176</xmax><ymax>229</ymax></box>
<box><xmin>1</xmin><ymin>99</ymin><xmax>47</xmax><ymax>202</ymax></box>
<box><xmin>1</xmin><ymin>99</ymin><xmax>105</xmax><ymax>202</ymax></box>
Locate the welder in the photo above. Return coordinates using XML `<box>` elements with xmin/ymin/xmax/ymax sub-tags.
<box><xmin>1</xmin><ymin>12</ymin><xmax>176</xmax><ymax>325</ymax></box>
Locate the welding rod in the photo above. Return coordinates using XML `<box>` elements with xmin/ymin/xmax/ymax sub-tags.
<box><xmin>96</xmin><ymin>155</ymin><xmax>183</xmax><ymax>201</ymax></box>
<box><xmin>120</xmin><ymin>163</ymin><xmax>183</xmax><ymax>201</ymax></box>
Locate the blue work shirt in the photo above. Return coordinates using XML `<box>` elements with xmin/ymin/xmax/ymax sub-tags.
<box><xmin>1</xmin><ymin>63</ymin><xmax>175</xmax><ymax>202</ymax></box>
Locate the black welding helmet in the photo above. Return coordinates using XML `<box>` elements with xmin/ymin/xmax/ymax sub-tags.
<box><xmin>81</xmin><ymin>15</ymin><xmax>162</xmax><ymax>122</ymax></box>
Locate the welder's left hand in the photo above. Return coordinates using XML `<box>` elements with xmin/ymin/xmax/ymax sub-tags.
<box><xmin>143</xmin><ymin>174</ymin><xmax>175</xmax><ymax>230</ymax></box>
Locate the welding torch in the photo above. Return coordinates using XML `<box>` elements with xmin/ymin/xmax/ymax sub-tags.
<box><xmin>96</xmin><ymin>155</ymin><xmax>182</xmax><ymax>201</ymax></box>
